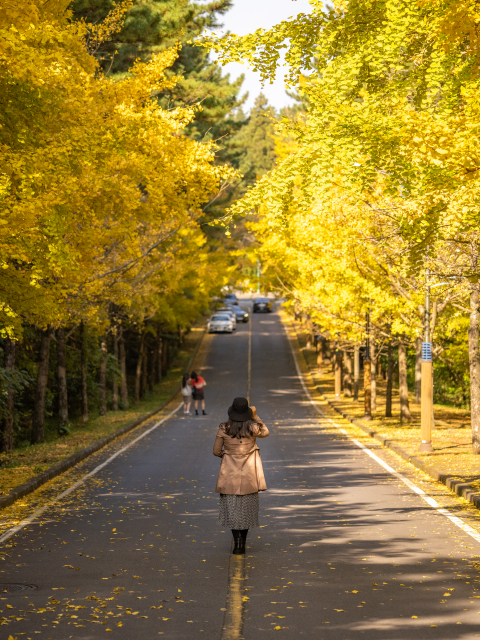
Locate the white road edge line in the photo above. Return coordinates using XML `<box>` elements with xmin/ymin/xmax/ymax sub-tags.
<box><xmin>283</xmin><ymin>320</ymin><xmax>480</xmax><ymax>546</ymax></box>
<box><xmin>0</xmin><ymin>402</ymin><xmax>183</xmax><ymax>545</ymax></box>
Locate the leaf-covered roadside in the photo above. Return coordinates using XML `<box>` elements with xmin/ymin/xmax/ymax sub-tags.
<box><xmin>0</xmin><ymin>328</ymin><xmax>203</xmax><ymax>497</ymax></box>
<box><xmin>294</xmin><ymin>317</ymin><xmax>480</xmax><ymax>479</ymax></box>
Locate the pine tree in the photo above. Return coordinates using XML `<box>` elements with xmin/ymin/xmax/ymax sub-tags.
<box><xmin>70</xmin><ymin>0</ymin><xmax>246</xmax><ymax>145</ymax></box>
<box><xmin>71</xmin><ymin>0</ymin><xmax>232</xmax><ymax>73</ymax></box>
<box><xmin>233</xmin><ymin>94</ymin><xmax>277</xmax><ymax>193</ymax></box>
<box><xmin>208</xmin><ymin>94</ymin><xmax>277</xmax><ymax>249</ymax></box>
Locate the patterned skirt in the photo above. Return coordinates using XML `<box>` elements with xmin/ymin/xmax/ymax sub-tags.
<box><xmin>219</xmin><ymin>493</ymin><xmax>259</xmax><ymax>529</ymax></box>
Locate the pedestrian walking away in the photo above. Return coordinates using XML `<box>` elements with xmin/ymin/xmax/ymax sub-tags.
<box><xmin>191</xmin><ymin>370</ymin><xmax>207</xmax><ymax>415</ymax></box>
<box><xmin>213</xmin><ymin>397</ymin><xmax>269</xmax><ymax>555</ymax></box>
<box><xmin>181</xmin><ymin>373</ymin><xmax>193</xmax><ymax>415</ymax></box>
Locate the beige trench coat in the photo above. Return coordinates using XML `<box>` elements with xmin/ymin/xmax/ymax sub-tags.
<box><xmin>213</xmin><ymin>420</ymin><xmax>269</xmax><ymax>495</ymax></box>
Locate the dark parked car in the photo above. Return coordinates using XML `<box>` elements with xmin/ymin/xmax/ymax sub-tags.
<box><xmin>231</xmin><ymin>304</ymin><xmax>249</xmax><ymax>323</ymax></box>
<box><xmin>224</xmin><ymin>293</ymin><xmax>238</xmax><ymax>305</ymax></box>
<box><xmin>253</xmin><ymin>297</ymin><xmax>272</xmax><ymax>313</ymax></box>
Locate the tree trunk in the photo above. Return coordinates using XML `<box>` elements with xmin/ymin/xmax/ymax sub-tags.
<box><xmin>135</xmin><ymin>333</ymin><xmax>145</xmax><ymax>404</ymax></box>
<box><xmin>353</xmin><ymin>344</ymin><xmax>360</xmax><ymax>401</ymax></box>
<box><xmin>343</xmin><ymin>350</ymin><xmax>352</xmax><ymax>397</ymax></box>
<box><xmin>119</xmin><ymin>326</ymin><xmax>129</xmax><ymax>409</ymax></box>
<box><xmin>415</xmin><ymin>337</ymin><xmax>422</xmax><ymax>404</ymax></box>
<box><xmin>1</xmin><ymin>338</ymin><xmax>16</xmax><ymax>452</ymax></box>
<box><xmin>334</xmin><ymin>350</ymin><xmax>342</xmax><ymax>397</ymax></box>
<box><xmin>141</xmin><ymin>338</ymin><xmax>148</xmax><ymax>398</ymax></box>
<box><xmin>364</xmin><ymin>358</ymin><xmax>372</xmax><ymax>419</ymax></box>
<box><xmin>80</xmin><ymin>322</ymin><xmax>88</xmax><ymax>424</ymax></box>
<box><xmin>112</xmin><ymin>332</ymin><xmax>119</xmax><ymax>411</ymax></box>
<box><xmin>161</xmin><ymin>338</ymin><xmax>169</xmax><ymax>376</ymax></box>
<box><xmin>31</xmin><ymin>327</ymin><xmax>52</xmax><ymax>444</ymax></box>
<box><xmin>386</xmin><ymin>341</ymin><xmax>393</xmax><ymax>418</ymax></box>
<box><xmin>156</xmin><ymin>334</ymin><xmax>162</xmax><ymax>384</ymax></box>
<box><xmin>57</xmin><ymin>327</ymin><xmax>68</xmax><ymax>431</ymax></box>
<box><xmin>377</xmin><ymin>358</ymin><xmax>382</xmax><ymax>379</ymax></box>
<box><xmin>322</xmin><ymin>339</ymin><xmax>331</xmax><ymax>366</ymax></box>
<box><xmin>398</xmin><ymin>337</ymin><xmax>412</xmax><ymax>422</ymax></box>
<box><xmin>99</xmin><ymin>335</ymin><xmax>107</xmax><ymax>416</ymax></box>
<box><xmin>147</xmin><ymin>341</ymin><xmax>153</xmax><ymax>392</ymax></box>
<box><xmin>469</xmin><ymin>286</ymin><xmax>480</xmax><ymax>453</ymax></box>
<box><xmin>316</xmin><ymin>339</ymin><xmax>324</xmax><ymax>373</ymax></box>
<box><xmin>152</xmin><ymin>338</ymin><xmax>158</xmax><ymax>387</ymax></box>
<box><xmin>371</xmin><ymin>340</ymin><xmax>377</xmax><ymax>412</ymax></box>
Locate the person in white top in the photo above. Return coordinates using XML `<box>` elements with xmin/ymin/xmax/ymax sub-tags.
<box><xmin>181</xmin><ymin>373</ymin><xmax>193</xmax><ymax>415</ymax></box>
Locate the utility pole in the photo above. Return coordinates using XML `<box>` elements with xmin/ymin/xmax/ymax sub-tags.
<box><xmin>256</xmin><ymin>260</ymin><xmax>261</xmax><ymax>294</ymax></box>
<box><xmin>420</xmin><ymin>268</ymin><xmax>433</xmax><ymax>452</ymax></box>
<box><xmin>364</xmin><ymin>310</ymin><xmax>372</xmax><ymax>420</ymax></box>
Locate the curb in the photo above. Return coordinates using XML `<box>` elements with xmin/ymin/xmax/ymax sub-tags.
<box><xmin>0</xmin><ymin>327</ymin><xmax>206</xmax><ymax>512</ymax></box>
<box><xmin>284</xmin><ymin>314</ymin><xmax>480</xmax><ymax>511</ymax></box>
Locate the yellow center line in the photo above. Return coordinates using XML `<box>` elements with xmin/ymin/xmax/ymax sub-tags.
<box><xmin>247</xmin><ymin>311</ymin><xmax>252</xmax><ymax>403</ymax></box>
<box><xmin>221</xmin><ymin>303</ymin><xmax>251</xmax><ymax>639</ymax></box>
<box><xmin>221</xmin><ymin>554</ymin><xmax>246</xmax><ymax>640</ymax></box>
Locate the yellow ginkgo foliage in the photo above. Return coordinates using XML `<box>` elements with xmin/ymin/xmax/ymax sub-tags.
<box><xmin>0</xmin><ymin>0</ymin><xmax>231</xmax><ymax>336</ymax></box>
<box><xmin>203</xmin><ymin>0</ymin><xmax>480</xmax><ymax>451</ymax></box>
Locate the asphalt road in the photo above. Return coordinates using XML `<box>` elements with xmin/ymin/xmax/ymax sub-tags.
<box><xmin>1</xmin><ymin>303</ymin><xmax>480</xmax><ymax>639</ymax></box>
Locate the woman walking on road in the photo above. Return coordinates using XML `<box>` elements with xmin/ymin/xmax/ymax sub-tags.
<box><xmin>191</xmin><ymin>371</ymin><xmax>207</xmax><ymax>415</ymax></box>
<box><xmin>181</xmin><ymin>373</ymin><xmax>193</xmax><ymax>415</ymax></box>
<box><xmin>213</xmin><ymin>397</ymin><xmax>269</xmax><ymax>555</ymax></box>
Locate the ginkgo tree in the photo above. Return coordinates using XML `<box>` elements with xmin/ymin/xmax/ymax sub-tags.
<box><xmin>0</xmin><ymin>0</ymin><xmax>231</xmax><ymax>337</ymax></box>
<box><xmin>0</xmin><ymin>0</ymin><xmax>236</xmax><ymax>448</ymax></box>
<box><xmin>200</xmin><ymin>0</ymin><xmax>480</xmax><ymax>450</ymax></box>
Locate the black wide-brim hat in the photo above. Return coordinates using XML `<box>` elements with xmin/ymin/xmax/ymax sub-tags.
<box><xmin>228</xmin><ymin>397</ymin><xmax>253</xmax><ymax>422</ymax></box>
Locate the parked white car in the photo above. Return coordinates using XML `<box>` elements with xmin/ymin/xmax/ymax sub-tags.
<box><xmin>216</xmin><ymin>306</ymin><xmax>237</xmax><ymax>327</ymax></box>
<box><xmin>208</xmin><ymin>313</ymin><xmax>235</xmax><ymax>333</ymax></box>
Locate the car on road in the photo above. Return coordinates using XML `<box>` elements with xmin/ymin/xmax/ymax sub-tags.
<box><xmin>253</xmin><ymin>297</ymin><xmax>272</xmax><ymax>313</ymax></box>
<box><xmin>224</xmin><ymin>293</ymin><xmax>238</xmax><ymax>305</ymax></box>
<box><xmin>208</xmin><ymin>313</ymin><xmax>235</xmax><ymax>333</ymax></box>
<box><xmin>216</xmin><ymin>306</ymin><xmax>237</xmax><ymax>327</ymax></box>
<box><xmin>231</xmin><ymin>304</ymin><xmax>249</xmax><ymax>323</ymax></box>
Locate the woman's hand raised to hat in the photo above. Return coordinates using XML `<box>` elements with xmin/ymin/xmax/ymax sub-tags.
<box><xmin>250</xmin><ymin>405</ymin><xmax>257</xmax><ymax>419</ymax></box>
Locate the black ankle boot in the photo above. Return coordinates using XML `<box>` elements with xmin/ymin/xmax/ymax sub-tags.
<box><xmin>202</xmin><ymin>410</ymin><xmax>207</xmax><ymax>415</ymax></box>
<box><xmin>232</xmin><ymin>530</ymin><xmax>242</xmax><ymax>555</ymax></box>
<box><xmin>239</xmin><ymin>529</ymin><xmax>248</xmax><ymax>554</ymax></box>
<box><xmin>195</xmin><ymin>409</ymin><xmax>198</xmax><ymax>415</ymax></box>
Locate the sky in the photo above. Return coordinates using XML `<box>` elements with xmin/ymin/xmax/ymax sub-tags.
<box><xmin>208</xmin><ymin>0</ymin><xmax>314</xmax><ymax>112</ymax></box>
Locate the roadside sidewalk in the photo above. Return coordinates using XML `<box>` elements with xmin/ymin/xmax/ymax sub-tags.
<box><xmin>281</xmin><ymin>311</ymin><xmax>480</xmax><ymax>510</ymax></box>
